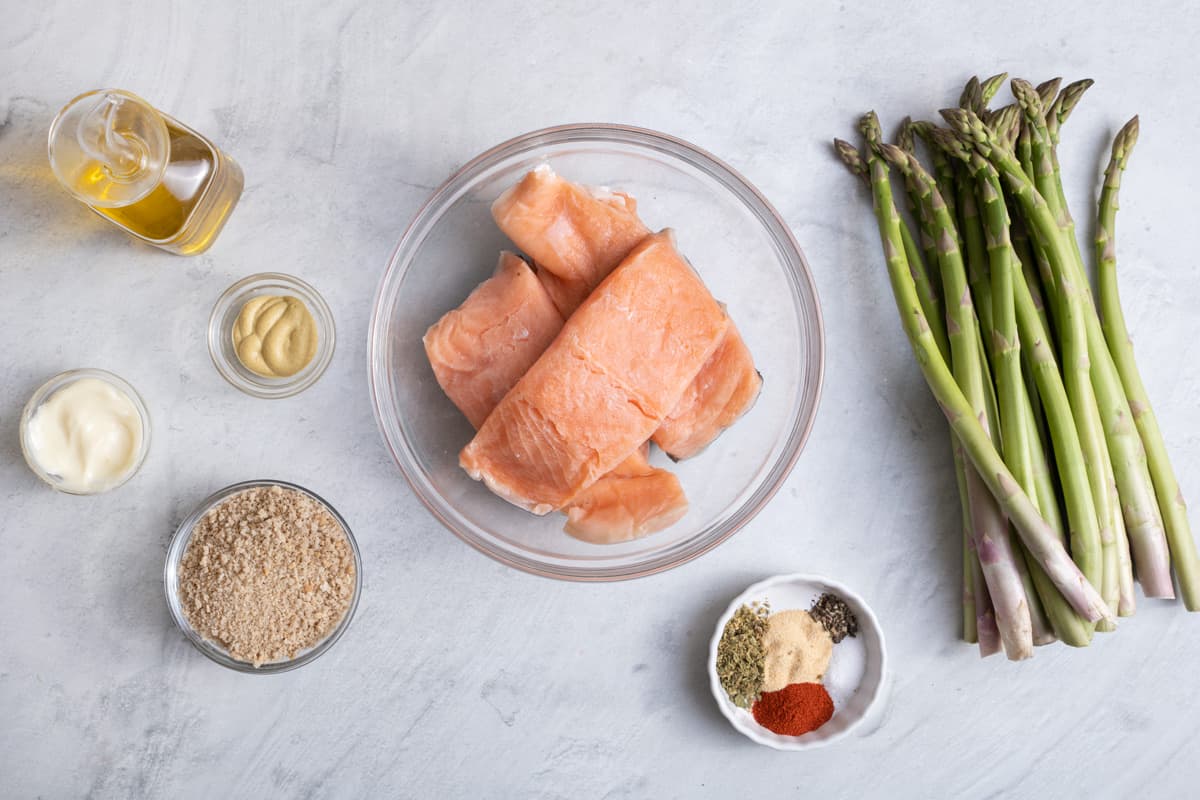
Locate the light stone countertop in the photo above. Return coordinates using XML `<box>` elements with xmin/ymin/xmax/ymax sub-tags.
<box><xmin>3</xmin><ymin>2</ymin><xmax>1199</xmax><ymax>797</ymax></box>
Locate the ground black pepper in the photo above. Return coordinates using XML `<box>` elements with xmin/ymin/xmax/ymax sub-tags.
<box><xmin>809</xmin><ymin>593</ymin><xmax>858</xmax><ymax>643</ymax></box>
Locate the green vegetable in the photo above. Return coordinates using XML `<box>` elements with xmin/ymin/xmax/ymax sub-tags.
<box><xmin>1096</xmin><ymin>117</ymin><xmax>1200</xmax><ymax>610</ymax></box>
<box><xmin>863</xmin><ymin>133</ymin><xmax>1112</xmax><ymax>628</ymax></box>
<box><xmin>836</xmin><ymin>75</ymin><xmax>1199</xmax><ymax>661</ymax></box>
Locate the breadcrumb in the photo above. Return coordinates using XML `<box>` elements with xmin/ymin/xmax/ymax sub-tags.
<box><xmin>178</xmin><ymin>485</ymin><xmax>355</xmax><ymax>667</ymax></box>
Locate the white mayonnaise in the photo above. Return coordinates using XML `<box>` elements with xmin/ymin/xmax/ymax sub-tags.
<box><xmin>24</xmin><ymin>377</ymin><xmax>144</xmax><ymax>493</ymax></box>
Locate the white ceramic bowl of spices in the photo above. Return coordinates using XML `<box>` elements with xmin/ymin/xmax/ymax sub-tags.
<box><xmin>164</xmin><ymin>479</ymin><xmax>362</xmax><ymax>673</ymax></box>
<box><xmin>708</xmin><ymin>573</ymin><xmax>888</xmax><ymax>750</ymax></box>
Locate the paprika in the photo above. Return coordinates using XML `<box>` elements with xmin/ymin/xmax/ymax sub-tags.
<box><xmin>751</xmin><ymin>682</ymin><xmax>834</xmax><ymax>735</ymax></box>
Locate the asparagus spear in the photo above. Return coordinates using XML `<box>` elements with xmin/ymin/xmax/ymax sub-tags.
<box><xmin>1046</xmin><ymin>93</ymin><xmax>1132</xmax><ymax>619</ymax></box>
<box><xmin>839</xmin><ymin>137</ymin><xmax>942</xmax><ymax>347</ymax></box>
<box><xmin>1111</xmin><ymin>469</ymin><xmax>1137</xmax><ymax>616</ymax></box>
<box><xmin>1097</xmin><ymin>117</ymin><xmax>1200</xmax><ymax>609</ymax></box>
<box><xmin>895</xmin><ymin>119</ymin><xmax>943</xmax><ymax>291</ymax></box>
<box><xmin>1010</xmin><ymin>216</ymin><xmax>1053</xmax><ymax>344</ymax></box>
<box><xmin>840</xmin><ymin>135</ymin><xmax>949</xmax><ymax>359</ymax></box>
<box><xmin>957</xmin><ymin>169</ymin><xmax>995</xmax><ymax>341</ymax></box>
<box><xmin>1009</xmin><ymin>81</ymin><xmax>1175</xmax><ymax>599</ymax></box>
<box><xmin>864</xmin><ymin>116</ymin><xmax>1031</xmax><ymax>658</ymax></box>
<box><xmin>1017</xmin><ymin>120</ymin><xmax>1036</xmax><ymax>181</ymax></box>
<box><xmin>1013</xmin><ymin>118</ymin><xmax>1060</xmax><ymax>324</ymax></box>
<box><xmin>1021</xmin><ymin>372</ymin><xmax>1092</xmax><ymax>641</ymax></box>
<box><xmin>946</xmin><ymin>142</ymin><xmax>1055</xmax><ymax>642</ymax></box>
<box><xmin>936</xmin><ymin>121</ymin><xmax>1105</xmax><ymax>640</ymax></box>
<box><xmin>868</xmin><ymin>136</ymin><xmax>1111</xmax><ymax>625</ymax></box>
<box><xmin>1010</xmin><ymin>264</ymin><xmax>1103</xmax><ymax>639</ymax></box>
<box><xmin>938</xmin><ymin>109</ymin><xmax>1112</xmax><ymax>592</ymax></box>
<box><xmin>925</xmin><ymin>143</ymin><xmax>1008</xmax><ymax>467</ymax></box>
<box><xmin>910</xmin><ymin>121</ymin><xmax>961</xmax><ymax>240</ymax></box>
<box><xmin>972</xmin><ymin>547</ymin><xmax>1001</xmax><ymax>656</ymax></box>
<box><xmin>955</xmin><ymin>442</ymin><xmax>980</xmax><ymax>643</ymax></box>
<box><xmin>966</xmin><ymin>155</ymin><xmax>1067</xmax><ymax>644</ymax></box>
<box><xmin>1033</xmin><ymin>79</ymin><xmax>1094</xmax><ymax>276</ymax></box>
<box><xmin>1014</xmin><ymin>83</ymin><xmax>1125</xmax><ymax>622</ymax></box>
<box><xmin>836</xmin><ymin>137</ymin><xmax>975</xmax><ymax>640</ymax></box>
<box><xmin>934</xmin><ymin>130</ymin><xmax>1083</xmax><ymax>642</ymax></box>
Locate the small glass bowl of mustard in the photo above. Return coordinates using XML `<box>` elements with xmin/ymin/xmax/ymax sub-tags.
<box><xmin>208</xmin><ymin>273</ymin><xmax>335</xmax><ymax>399</ymax></box>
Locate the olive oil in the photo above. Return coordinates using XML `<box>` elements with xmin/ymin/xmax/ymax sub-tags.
<box><xmin>48</xmin><ymin>89</ymin><xmax>243</xmax><ymax>255</ymax></box>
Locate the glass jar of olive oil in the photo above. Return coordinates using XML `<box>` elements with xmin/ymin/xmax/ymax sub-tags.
<box><xmin>48</xmin><ymin>89</ymin><xmax>243</xmax><ymax>255</ymax></box>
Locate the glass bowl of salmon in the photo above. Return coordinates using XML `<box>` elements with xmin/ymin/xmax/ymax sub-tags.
<box><xmin>369</xmin><ymin>124</ymin><xmax>824</xmax><ymax>580</ymax></box>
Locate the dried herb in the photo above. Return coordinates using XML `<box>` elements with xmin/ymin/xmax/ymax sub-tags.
<box><xmin>810</xmin><ymin>593</ymin><xmax>858</xmax><ymax>643</ymax></box>
<box><xmin>716</xmin><ymin>602</ymin><xmax>769</xmax><ymax>708</ymax></box>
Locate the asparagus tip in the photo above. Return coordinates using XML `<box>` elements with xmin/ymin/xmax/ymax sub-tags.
<box><xmin>938</xmin><ymin>107</ymin><xmax>963</xmax><ymax>124</ymax></box>
<box><xmin>959</xmin><ymin>75</ymin><xmax>981</xmax><ymax>110</ymax></box>
<box><xmin>876</xmin><ymin>141</ymin><xmax>909</xmax><ymax>169</ymax></box>
<box><xmin>987</xmin><ymin>104</ymin><xmax>1021</xmax><ymax>147</ymax></box>
<box><xmin>833</xmin><ymin>138</ymin><xmax>869</xmax><ymax>183</ymax></box>
<box><xmin>858</xmin><ymin>111</ymin><xmax>882</xmax><ymax>145</ymax></box>
<box><xmin>1053</xmin><ymin>78</ymin><xmax>1096</xmax><ymax>123</ymax></box>
<box><xmin>1042</xmin><ymin>78</ymin><xmax>1096</xmax><ymax>143</ymax></box>
<box><xmin>908</xmin><ymin>119</ymin><xmax>933</xmax><ymax>143</ymax></box>
<box><xmin>1010</xmin><ymin>78</ymin><xmax>1046</xmax><ymax>121</ymax></box>
<box><xmin>1110</xmin><ymin>117</ymin><xmax>1140</xmax><ymax>166</ymax></box>
<box><xmin>928</xmin><ymin>126</ymin><xmax>969</xmax><ymax>162</ymax></box>
<box><xmin>1035</xmin><ymin>76</ymin><xmax>1063</xmax><ymax>107</ymax></box>
<box><xmin>979</xmin><ymin>72</ymin><xmax>1009</xmax><ymax>109</ymax></box>
<box><xmin>938</xmin><ymin>107</ymin><xmax>973</xmax><ymax>136</ymax></box>
<box><xmin>896</xmin><ymin>116</ymin><xmax>915</xmax><ymax>152</ymax></box>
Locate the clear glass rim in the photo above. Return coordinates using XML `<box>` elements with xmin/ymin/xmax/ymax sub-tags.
<box><xmin>368</xmin><ymin>123</ymin><xmax>825</xmax><ymax>581</ymax></box>
<box><xmin>162</xmin><ymin>479</ymin><xmax>363</xmax><ymax>674</ymax></box>
<box><xmin>46</xmin><ymin>88</ymin><xmax>169</xmax><ymax>209</ymax></box>
<box><xmin>207</xmin><ymin>272</ymin><xmax>337</xmax><ymax>399</ymax></box>
<box><xmin>19</xmin><ymin>367</ymin><xmax>152</xmax><ymax>495</ymax></box>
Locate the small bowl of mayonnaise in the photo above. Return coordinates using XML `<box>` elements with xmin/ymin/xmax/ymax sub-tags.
<box><xmin>19</xmin><ymin>368</ymin><xmax>151</xmax><ymax>495</ymax></box>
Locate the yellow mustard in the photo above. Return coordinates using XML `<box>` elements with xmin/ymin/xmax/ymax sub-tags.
<box><xmin>232</xmin><ymin>295</ymin><xmax>318</xmax><ymax>378</ymax></box>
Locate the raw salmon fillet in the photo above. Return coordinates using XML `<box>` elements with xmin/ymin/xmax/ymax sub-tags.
<box><xmin>424</xmin><ymin>251</ymin><xmax>687</xmax><ymax>539</ymax></box>
<box><xmin>564</xmin><ymin>443</ymin><xmax>688</xmax><ymax>543</ymax></box>
<box><xmin>493</xmin><ymin>166</ymin><xmax>761</xmax><ymax>459</ymax></box>
<box><xmin>492</xmin><ymin>164</ymin><xmax>649</xmax><ymax>315</ymax></box>
<box><xmin>423</xmin><ymin>252</ymin><xmax>563</xmax><ymax>429</ymax></box>
<box><xmin>460</xmin><ymin>231</ymin><xmax>729</xmax><ymax>514</ymax></box>
<box><xmin>653</xmin><ymin>323</ymin><xmax>762</xmax><ymax>459</ymax></box>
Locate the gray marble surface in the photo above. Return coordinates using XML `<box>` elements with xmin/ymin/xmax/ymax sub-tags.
<box><xmin>3</xmin><ymin>2</ymin><xmax>1199</xmax><ymax>797</ymax></box>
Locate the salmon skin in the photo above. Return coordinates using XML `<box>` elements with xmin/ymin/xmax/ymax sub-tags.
<box><xmin>492</xmin><ymin>164</ymin><xmax>649</xmax><ymax>316</ymax></box>
<box><xmin>493</xmin><ymin>165</ymin><xmax>761</xmax><ymax>459</ymax></box>
<box><xmin>424</xmin><ymin>251</ymin><xmax>687</xmax><ymax>540</ymax></box>
<box><xmin>460</xmin><ymin>230</ymin><xmax>729</xmax><ymax>514</ymax></box>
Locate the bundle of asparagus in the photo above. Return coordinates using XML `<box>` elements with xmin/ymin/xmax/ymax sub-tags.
<box><xmin>835</xmin><ymin>74</ymin><xmax>1200</xmax><ymax>660</ymax></box>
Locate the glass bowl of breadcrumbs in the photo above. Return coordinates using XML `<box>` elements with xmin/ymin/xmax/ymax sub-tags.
<box><xmin>164</xmin><ymin>479</ymin><xmax>362</xmax><ymax>673</ymax></box>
